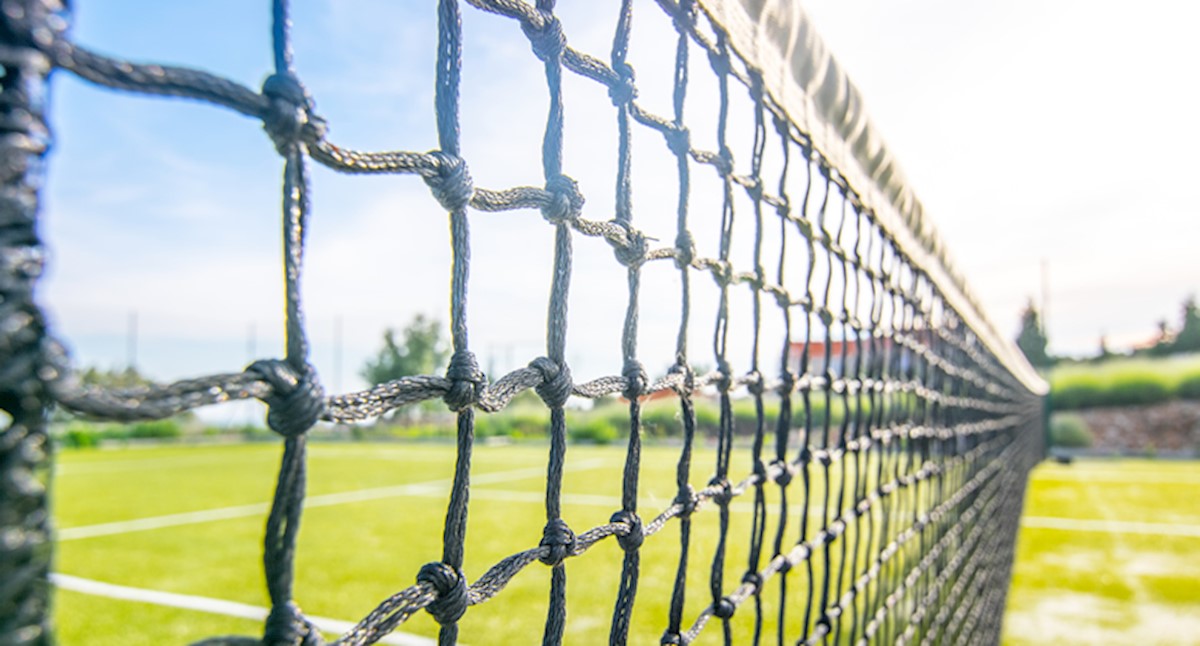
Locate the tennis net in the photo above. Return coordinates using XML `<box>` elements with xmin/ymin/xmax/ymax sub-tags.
<box><xmin>0</xmin><ymin>0</ymin><xmax>1047</xmax><ymax>644</ymax></box>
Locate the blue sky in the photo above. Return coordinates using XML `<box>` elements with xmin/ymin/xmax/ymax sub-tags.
<box><xmin>39</xmin><ymin>0</ymin><xmax>1199</xmax><ymax>417</ymax></box>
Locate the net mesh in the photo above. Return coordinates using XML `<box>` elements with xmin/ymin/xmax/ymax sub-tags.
<box><xmin>0</xmin><ymin>0</ymin><xmax>1046</xmax><ymax>644</ymax></box>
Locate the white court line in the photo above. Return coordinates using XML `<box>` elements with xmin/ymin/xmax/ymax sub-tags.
<box><xmin>1021</xmin><ymin>516</ymin><xmax>1200</xmax><ymax>538</ymax></box>
<box><xmin>57</xmin><ymin>444</ymin><xmax>554</xmax><ymax>476</ymax></box>
<box><xmin>58</xmin><ymin>460</ymin><xmax>610</xmax><ymax>542</ymax></box>
<box><xmin>51</xmin><ymin>573</ymin><xmax>434</xmax><ymax>646</ymax></box>
<box><xmin>1033</xmin><ymin>472</ymin><xmax>1200</xmax><ymax>485</ymax></box>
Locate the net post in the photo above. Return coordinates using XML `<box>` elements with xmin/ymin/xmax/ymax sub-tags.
<box><xmin>0</xmin><ymin>2</ymin><xmax>64</xmax><ymax>644</ymax></box>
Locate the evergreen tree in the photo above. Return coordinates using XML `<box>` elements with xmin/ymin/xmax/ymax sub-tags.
<box><xmin>1171</xmin><ymin>295</ymin><xmax>1200</xmax><ymax>354</ymax></box>
<box><xmin>1096</xmin><ymin>333</ymin><xmax>1115</xmax><ymax>362</ymax></box>
<box><xmin>1015</xmin><ymin>301</ymin><xmax>1051</xmax><ymax>368</ymax></box>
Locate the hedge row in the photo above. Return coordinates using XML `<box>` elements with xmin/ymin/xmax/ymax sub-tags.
<box><xmin>1048</xmin><ymin>413</ymin><xmax>1093</xmax><ymax>448</ymax></box>
<box><xmin>58</xmin><ymin>419</ymin><xmax>185</xmax><ymax>448</ymax></box>
<box><xmin>467</xmin><ymin>393</ymin><xmax>890</xmax><ymax>445</ymax></box>
<box><xmin>1052</xmin><ymin>371</ymin><xmax>1200</xmax><ymax>410</ymax></box>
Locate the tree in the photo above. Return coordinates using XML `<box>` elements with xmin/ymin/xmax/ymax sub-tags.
<box><xmin>361</xmin><ymin>314</ymin><xmax>450</xmax><ymax>386</ymax></box>
<box><xmin>1171</xmin><ymin>295</ymin><xmax>1200</xmax><ymax>354</ymax></box>
<box><xmin>80</xmin><ymin>366</ymin><xmax>153</xmax><ymax>389</ymax></box>
<box><xmin>1015</xmin><ymin>300</ymin><xmax>1052</xmax><ymax>368</ymax></box>
<box><xmin>1095</xmin><ymin>333</ymin><xmax>1115</xmax><ymax>362</ymax></box>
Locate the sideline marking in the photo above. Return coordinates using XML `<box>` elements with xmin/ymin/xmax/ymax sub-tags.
<box><xmin>58</xmin><ymin>460</ymin><xmax>609</xmax><ymax>541</ymax></box>
<box><xmin>1021</xmin><ymin>516</ymin><xmax>1200</xmax><ymax>538</ymax></box>
<box><xmin>1033</xmin><ymin>471</ymin><xmax>1200</xmax><ymax>485</ymax></box>
<box><xmin>51</xmin><ymin>573</ymin><xmax>434</xmax><ymax>645</ymax></box>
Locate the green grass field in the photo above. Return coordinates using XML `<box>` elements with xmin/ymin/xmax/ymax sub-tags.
<box><xmin>49</xmin><ymin>442</ymin><xmax>1200</xmax><ymax>645</ymax></box>
<box><xmin>1003</xmin><ymin>460</ymin><xmax>1200</xmax><ymax>645</ymax></box>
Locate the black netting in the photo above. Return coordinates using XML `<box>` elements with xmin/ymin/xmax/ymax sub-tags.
<box><xmin>0</xmin><ymin>1</ymin><xmax>1045</xmax><ymax>644</ymax></box>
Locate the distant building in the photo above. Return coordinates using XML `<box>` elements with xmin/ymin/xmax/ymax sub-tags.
<box><xmin>787</xmin><ymin>333</ymin><xmax>923</xmax><ymax>378</ymax></box>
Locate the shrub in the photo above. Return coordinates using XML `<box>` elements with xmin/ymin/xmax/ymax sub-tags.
<box><xmin>475</xmin><ymin>408</ymin><xmax>549</xmax><ymax>439</ymax></box>
<box><xmin>1051</xmin><ymin>375</ymin><xmax>1106</xmax><ymax>410</ymax></box>
<box><xmin>238</xmin><ymin>424</ymin><xmax>273</xmax><ymax>441</ymax></box>
<box><xmin>127</xmin><ymin>419</ymin><xmax>183</xmax><ymax>440</ymax></box>
<box><xmin>61</xmin><ymin>423</ymin><xmax>99</xmax><ymax>449</ymax></box>
<box><xmin>591</xmin><ymin>404</ymin><xmax>633</xmax><ymax>436</ymax></box>
<box><xmin>505</xmin><ymin>409</ymin><xmax>550</xmax><ymax>438</ymax></box>
<box><xmin>1049</xmin><ymin>414</ymin><xmax>1093</xmax><ymax>448</ymax></box>
<box><xmin>1176</xmin><ymin>373</ymin><xmax>1200</xmax><ymax>400</ymax></box>
<box><xmin>474</xmin><ymin>414</ymin><xmax>512</xmax><ymax>439</ymax></box>
<box><xmin>378</xmin><ymin>423</ymin><xmax>450</xmax><ymax>440</ymax></box>
<box><xmin>568</xmin><ymin>418</ymin><xmax>618</xmax><ymax>444</ymax></box>
<box><xmin>1104</xmin><ymin>373</ymin><xmax>1171</xmax><ymax>407</ymax></box>
<box><xmin>638</xmin><ymin>405</ymin><xmax>679</xmax><ymax>438</ymax></box>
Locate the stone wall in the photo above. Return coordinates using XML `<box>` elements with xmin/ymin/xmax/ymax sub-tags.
<box><xmin>1074</xmin><ymin>401</ymin><xmax>1200</xmax><ymax>453</ymax></box>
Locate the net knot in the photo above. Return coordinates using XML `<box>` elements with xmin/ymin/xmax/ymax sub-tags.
<box><xmin>708</xmin><ymin>476</ymin><xmax>733</xmax><ymax>506</ymax></box>
<box><xmin>710</xmin><ymin>260</ymin><xmax>733</xmax><ymax>287</ymax></box>
<box><xmin>668</xmin><ymin>359</ymin><xmax>694</xmax><ymax>396</ymax></box>
<box><xmin>622</xmin><ymin>358</ymin><xmax>648</xmax><ymax>399</ymax></box>
<box><xmin>674</xmin><ymin>230</ymin><xmax>696</xmax><ymax>268</ymax></box>
<box><xmin>246</xmin><ymin>360</ymin><xmax>325</xmax><ymax>437</ymax></box>
<box><xmin>263</xmin><ymin>601</ymin><xmax>325</xmax><ymax>646</ymax></box>
<box><xmin>539</xmin><ymin>518</ymin><xmax>576</xmax><ymax>567</ymax></box>
<box><xmin>262</xmin><ymin>73</ymin><xmax>326</xmax><ymax>155</ymax></box>
<box><xmin>673</xmin><ymin>0</ymin><xmax>698</xmax><ymax>28</ymax></box>
<box><xmin>741</xmin><ymin>571</ymin><xmax>763</xmax><ymax>591</ymax></box>
<box><xmin>665</xmin><ymin>127</ymin><xmax>690</xmax><ymax>157</ymax></box>
<box><xmin>608</xmin><ymin>62</ymin><xmax>638</xmax><ymax>106</ymax></box>
<box><xmin>660</xmin><ymin>632</ymin><xmax>683</xmax><ymax>645</ymax></box>
<box><xmin>774</xmin><ymin>199</ymin><xmax>791</xmax><ymax>219</ymax></box>
<box><xmin>714</xmin><ymin>359</ymin><xmax>733</xmax><ymax>393</ymax></box>
<box><xmin>423</xmin><ymin>152</ymin><xmax>474</xmax><ymax>213</ymax></box>
<box><xmin>529</xmin><ymin>356</ymin><xmax>572</xmax><ymax>409</ymax></box>
<box><xmin>713</xmin><ymin>145</ymin><xmax>734</xmax><ymax>176</ymax></box>
<box><xmin>610</xmin><ymin>510</ymin><xmax>644</xmax><ymax>551</ymax></box>
<box><xmin>815</xmin><ymin>616</ymin><xmax>832</xmax><ymax>636</ymax></box>
<box><xmin>771</xmin><ymin>459</ymin><xmax>793</xmax><ymax>487</ymax></box>
<box><xmin>747</xmin><ymin>177</ymin><xmax>765</xmax><ymax>201</ymax></box>
<box><xmin>777</xmin><ymin>370</ymin><xmax>796</xmax><ymax>395</ymax></box>
<box><xmin>416</xmin><ymin>562</ymin><xmax>468</xmax><ymax>626</ymax></box>
<box><xmin>675</xmin><ymin>483</ymin><xmax>697</xmax><ymax>516</ymax></box>
<box><xmin>541</xmin><ymin>174</ymin><xmax>583</xmax><ymax>224</ymax></box>
<box><xmin>521</xmin><ymin>13</ymin><xmax>566</xmax><ymax>62</ymax></box>
<box><xmin>712</xmin><ymin>596</ymin><xmax>736</xmax><ymax>620</ymax></box>
<box><xmin>772</xmin><ymin>288</ymin><xmax>792</xmax><ymax>309</ymax></box>
<box><xmin>444</xmin><ymin>350</ymin><xmax>484</xmax><ymax>412</ymax></box>
<box><xmin>707</xmin><ymin>46</ymin><xmax>731</xmax><ymax>76</ymax></box>
<box><xmin>613</xmin><ymin>223</ymin><xmax>648</xmax><ymax>268</ymax></box>
<box><xmin>772</xmin><ymin>112</ymin><xmax>790</xmax><ymax>136</ymax></box>
<box><xmin>745</xmin><ymin>370</ymin><xmax>765</xmax><ymax>396</ymax></box>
